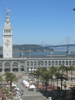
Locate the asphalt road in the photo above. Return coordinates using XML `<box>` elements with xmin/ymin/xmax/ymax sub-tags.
<box><xmin>15</xmin><ymin>77</ymin><xmax>47</xmax><ymax>100</ymax></box>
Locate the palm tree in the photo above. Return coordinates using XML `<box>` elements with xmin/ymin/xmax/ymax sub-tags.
<box><xmin>5</xmin><ymin>72</ymin><xmax>18</xmax><ymax>91</ymax></box>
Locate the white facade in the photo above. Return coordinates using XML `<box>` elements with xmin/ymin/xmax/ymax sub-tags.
<box><xmin>3</xmin><ymin>12</ymin><xmax>12</xmax><ymax>58</ymax></box>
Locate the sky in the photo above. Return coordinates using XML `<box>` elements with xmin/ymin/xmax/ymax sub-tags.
<box><xmin>0</xmin><ymin>0</ymin><xmax>75</xmax><ymax>46</ymax></box>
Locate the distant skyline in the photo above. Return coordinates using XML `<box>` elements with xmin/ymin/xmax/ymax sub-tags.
<box><xmin>0</xmin><ymin>0</ymin><xmax>75</xmax><ymax>46</ymax></box>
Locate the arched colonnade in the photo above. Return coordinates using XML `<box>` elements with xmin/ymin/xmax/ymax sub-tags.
<box><xmin>0</xmin><ymin>59</ymin><xmax>75</xmax><ymax>73</ymax></box>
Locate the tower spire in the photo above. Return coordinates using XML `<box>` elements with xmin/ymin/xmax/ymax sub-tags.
<box><xmin>3</xmin><ymin>12</ymin><xmax>12</xmax><ymax>58</ymax></box>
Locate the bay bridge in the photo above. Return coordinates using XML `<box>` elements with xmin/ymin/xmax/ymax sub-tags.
<box><xmin>44</xmin><ymin>37</ymin><xmax>75</xmax><ymax>53</ymax></box>
<box><xmin>47</xmin><ymin>44</ymin><xmax>75</xmax><ymax>53</ymax></box>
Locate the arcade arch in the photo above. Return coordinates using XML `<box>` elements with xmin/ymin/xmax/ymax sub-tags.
<box><xmin>12</xmin><ymin>62</ymin><xmax>18</xmax><ymax>72</ymax></box>
<box><xmin>21</xmin><ymin>65</ymin><xmax>24</xmax><ymax>71</ymax></box>
<box><xmin>5</xmin><ymin>62</ymin><xmax>10</xmax><ymax>72</ymax></box>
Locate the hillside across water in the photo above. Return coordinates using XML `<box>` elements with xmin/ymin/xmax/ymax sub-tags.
<box><xmin>0</xmin><ymin>44</ymin><xmax>54</xmax><ymax>52</ymax></box>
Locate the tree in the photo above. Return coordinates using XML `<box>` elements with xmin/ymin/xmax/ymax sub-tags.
<box><xmin>49</xmin><ymin>67</ymin><xmax>55</xmax><ymax>85</ymax></box>
<box><xmin>34</xmin><ymin>69</ymin><xmax>41</xmax><ymax>86</ymax></box>
<box><xmin>54</xmin><ymin>69</ymin><xmax>60</xmax><ymax>87</ymax></box>
<box><xmin>5</xmin><ymin>72</ymin><xmax>18</xmax><ymax>91</ymax></box>
<box><xmin>0</xmin><ymin>75</ymin><xmax>3</xmax><ymax>83</ymax></box>
<box><xmin>0</xmin><ymin>75</ymin><xmax>3</xmax><ymax>88</ymax></box>
<box><xmin>69</xmin><ymin>65</ymin><xmax>74</xmax><ymax>86</ymax></box>
<box><xmin>41</xmin><ymin>69</ymin><xmax>50</xmax><ymax>93</ymax></box>
<box><xmin>64</xmin><ymin>66</ymin><xmax>70</xmax><ymax>80</ymax></box>
<box><xmin>59</xmin><ymin>73</ymin><xmax>67</xmax><ymax>91</ymax></box>
<box><xmin>59</xmin><ymin>65</ymin><xmax>66</xmax><ymax>74</ymax></box>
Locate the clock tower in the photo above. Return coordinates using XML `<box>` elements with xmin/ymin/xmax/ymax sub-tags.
<box><xmin>3</xmin><ymin>12</ymin><xmax>12</xmax><ymax>58</ymax></box>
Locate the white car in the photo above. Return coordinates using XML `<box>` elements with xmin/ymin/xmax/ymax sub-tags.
<box><xmin>14</xmin><ymin>87</ymin><xmax>19</xmax><ymax>91</ymax></box>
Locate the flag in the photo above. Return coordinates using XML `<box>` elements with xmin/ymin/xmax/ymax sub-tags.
<box><xmin>7</xmin><ymin>9</ymin><xmax>11</xmax><ymax>11</ymax></box>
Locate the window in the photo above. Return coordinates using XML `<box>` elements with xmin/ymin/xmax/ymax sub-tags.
<box><xmin>66</xmin><ymin>61</ymin><xmax>68</xmax><ymax>65</ymax></box>
<box><xmin>34</xmin><ymin>61</ymin><xmax>36</xmax><ymax>66</ymax></box>
<box><xmin>55</xmin><ymin>61</ymin><xmax>58</xmax><ymax>65</ymax></box>
<box><xmin>45</xmin><ymin>61</ymin><xmax>47</xmax><ymax>65</ymax></box>
<box><xmin>48</xmin><ymin>61</ymin><xmax>51</xmax><ymax>66</ymax></box>
<box><xmin>59</xmin><ymin>61</ymin><xmax>61</xmax><ymax>65</ymax></box>
<box><xmin>5</xmin><ymin>30</ymin><xmax>11</xmax><ymax>33</ymax></box>
<box><xmin>62</xmin><ymin>61</ymin><xmax>64</xmax><ymax>65</ymax></box>
<box><xmin>52</xmin><ymin>61</ymin><xmax>54</xmax><ymax>65</ymax></box>
<box><xmin>27</xmin><ymin>61</ymin><xmax>29</xmax><ymax>66</ymax></box>
<box><xmin>31</xmin><ymin>61</ymin><xmax>33</xmax><ymax>66</ymax></box>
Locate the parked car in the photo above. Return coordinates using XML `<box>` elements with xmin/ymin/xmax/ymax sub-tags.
<box><xmin>14</xmin><ymin>87</ymin><xmax>19</xmax><ymax>91</ymax></box>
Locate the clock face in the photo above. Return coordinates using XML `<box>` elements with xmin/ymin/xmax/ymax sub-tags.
<box><xmin>4</xmin><ymin>39</ymin><xmax>10</xmax><ymax>46</ymax></box>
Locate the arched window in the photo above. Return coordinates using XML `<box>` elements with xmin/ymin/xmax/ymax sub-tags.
<box><xmin>45</xmin><ymin>61</ymin><xmax>47</xmax><ymax>66</ymax></box>
<box><xmin>52</xmin><ymin>61</ymin><xmax>54</xmax><ymax>65</ymax></box>
<box><xmin>62</xmin><ymin>61</ymin><xmax>64</xmax><ymax>65</ymax></box>
<box><xmin>12</xmin><ymin>62</ymin><xmax>18</xmax><ymax>67</ymax></box>
<box><xmin>55</xmin><ymin>61</ymin><xmax>58</xmax><ymax>65</ymax></box>
<box><xmin>48</xmin><ymin>61</ymin><xmax>51</xmax><ymax>66</ymax></box>
<box><xmin>69</xmin><ymin>61</ymin><xmax>71</xmax><ymax>65</ymax></box>
<box><xmin>27</xmin><ymin>61</ymin><xmax>29</xmax><ymax>66</ymax></box>
<box><xmin>41</xmin><ymin>61</ymin><xmax>43</xmax><ymax>66</ymax></box>
<box><xmin>59</xmin><ymin>61</ymin><xmax>61</xmax><ymax>65</ymax></box>
<box><xmin>31</xmin><ymin>61</ymin><xmax>33</xmax><ymax>66</ymax></box>
<box><xmin>73</xmin><ymin>61</ymin><xmax>75</xmax><ymax>65</ymax></box>
<box><xmin>66</xmin><ymin>61</ymin><xmax>68</xmax><ymax>65</ymax></box>
<box><xmin>5</xmin><ymin>62</ymin><xmax>10</xmax><ymax>67</ymax></box>
<box><xmin>34</xmin><ymin>61</ymin><xmax>36</xmax><ymax>66</ymax></box>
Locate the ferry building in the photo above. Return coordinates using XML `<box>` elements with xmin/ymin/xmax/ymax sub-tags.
<box><xmin>0</xmin><ymin>12</ymin><xmax>75</xmax><ymax>73</ymax></box>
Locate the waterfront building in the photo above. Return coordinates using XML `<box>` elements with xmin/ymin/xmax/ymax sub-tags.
<box><xmin>0</xmin><ymin>12</ymin><xmax>75</xmax><ymax>73</ymax></box>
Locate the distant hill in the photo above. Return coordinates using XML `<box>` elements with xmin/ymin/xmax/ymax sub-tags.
<box><xmin>0</xmin><ymin>44</ymin><xmax>54</xmax><ymax>52</ymax></box>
